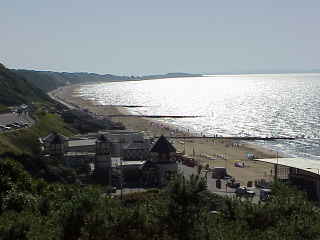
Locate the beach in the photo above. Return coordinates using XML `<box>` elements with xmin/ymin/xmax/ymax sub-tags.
<box><xmin>50</xmin><ymin>84</ymin><xmax>280</xmax><ymax>185</ymax></box>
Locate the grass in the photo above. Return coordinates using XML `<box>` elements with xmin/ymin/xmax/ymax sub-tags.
<box><xmin>0</xmin><ymin>104</ymin><xmax>9</xmax><ymax>113</ymax></box>
<box><xmin>0</xmin><ymin>110</ymin><xmax>76</xmax><ymax>155</ymax></box>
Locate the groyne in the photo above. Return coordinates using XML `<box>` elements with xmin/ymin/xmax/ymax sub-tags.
<box><xmin>107</xmin><ymin>115</ymin><xmax>203</xmax><ymax>118</ymax></box>
<box><xmin>162</xmin><ymin>136</ymin><xmax>297</xmax><ymax>141</ymax></box>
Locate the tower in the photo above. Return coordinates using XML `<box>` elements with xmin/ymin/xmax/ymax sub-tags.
<box><xmin>49</xmin><ymin>132</ymin><xmax>66</xmax><ymax>158</ymax></box>
<box><xmin>95</xmin><ymin>134</ymin><xmax>112</xmax><ymax>184</ymax></box>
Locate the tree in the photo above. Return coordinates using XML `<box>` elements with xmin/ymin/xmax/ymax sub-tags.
<box><xmin>164</xmin><ymin>174</ymin><xmax>208</xmax><ymax>240</ymax></box>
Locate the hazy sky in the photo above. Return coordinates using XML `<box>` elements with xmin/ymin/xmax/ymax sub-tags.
<box><xmin>1</xmin><ymin>0</ymin><xmax>320</xmax><ymax>75</ymax></box>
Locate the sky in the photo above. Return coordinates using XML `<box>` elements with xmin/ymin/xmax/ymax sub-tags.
<box><xmin>1</xmin><ymin>0</ymin><xmax>320</xmax><ymax>75</ymax></box>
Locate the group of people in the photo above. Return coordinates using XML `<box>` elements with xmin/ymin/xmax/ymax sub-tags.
<box><xmin>231</xmin><ymin>142</ymin><xmax>241</xmax><ymax>148</ymax></box>
<box><xmin>149</xmin><ymin>121</ymin><xmax>191</xmax><ymax>137</ymax></box>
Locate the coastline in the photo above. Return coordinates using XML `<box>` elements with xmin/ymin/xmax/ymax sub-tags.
<box><xmin>50</xmin><ymin>83</ymin><xmax>279</xmax><ymax>185</ymax></box>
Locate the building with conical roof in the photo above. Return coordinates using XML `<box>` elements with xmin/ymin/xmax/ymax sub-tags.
<box><xmin>150</xmin><ymin>135</ymin><xmax>176</xmax><ymax>153</ymax></box>
<box><xmin>141</xmin><ymin>135</ymin><xmax>177</xmax><ymax>186</ymax></box>
<box><xmin>45</xmin><ymin>132</ymin><xmax>67</xmax><ymax>156</ymax></box>
<box><xmin>150</xmin><ymin>135</ymin><xmax>176</xmax><ymax>163</ymax></box>
<box><xmin>95</xmin><ymin>134</ymin><xmax>112</xmax><ymax>184</ymax></box>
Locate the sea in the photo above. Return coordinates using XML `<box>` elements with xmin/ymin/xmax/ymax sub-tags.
<box><xmin>76</xmin><ymin>73</ymin><xmax>320</xmax><ymax>160</ymax></box>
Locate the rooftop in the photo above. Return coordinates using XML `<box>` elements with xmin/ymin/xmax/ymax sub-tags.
<box><xmin>97</xmin><ymin>134</ymin><xmax>110</xmax><ymax>142</ymax></box>
<box><xmin>124</xmin><ymin>141</ymin><xmax>149</xmax><ymax>150</ymax></box>
<box><xmin>150</xmin><ymin>135</ymin><xmax>176</xmax><ymax>153</ymax></box>
<box><xmin>64</xmin><ymin>152</ymin><xmax>96</xmax><ymax>156</ymax></box>
<box><xmin>68</xmin><ymin>139</ymin><xmax>96</xmax><ymax>147</ymax></box>
<box><xmin>51</xmin><ymin>133</ymin><xmax>67</xmax><ymax>144</ymax></box>
<box><xmin>43</xmin><ymin>132</ymin><xmax>68</xmax><ymax>143</ymax></box>
<box><xmin>122</xmin><ymin>160</ymin><xmax>146</xmax><ymax>166</ymax></box>
<box><xmin>255</xmin><ymin>158</ymin><xmax>320</xmax><ymax>175</ymax></box>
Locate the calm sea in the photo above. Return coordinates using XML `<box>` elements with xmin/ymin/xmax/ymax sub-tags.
<box><xmin>77</xmin><ymin>74</ymin><xmax>320</xmax><ymax>160</ymax></box>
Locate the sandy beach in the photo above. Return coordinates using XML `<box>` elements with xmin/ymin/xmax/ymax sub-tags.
<box><xmin>50</xmin><ymin>84</ymin><xmax>281</xmax><ymax>185</ymax></box>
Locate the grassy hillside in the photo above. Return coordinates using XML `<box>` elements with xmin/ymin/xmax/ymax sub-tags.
<box><xmin>0</xmin><ymin>109</ymin><xmax>75</xmax><ymax>155</ymax></box>
<box><xmin>0</xmin><ymin>63</ymin><xmax>50</xmax><ymax>106</ymax></box>
<box><xmin>0</xmin><ymin>104</ymin><xmax>9</xmax><ymax>113</ymax></box>
<box><xmin>14</xmin><ymin>70</ymin><xmax>131</xmax><ymax>92</ymax></box>
<box><xmin>14</xmin><ymin>70</ymin><xmax>68</xmax><ymax>92</ymax></box>
<box><xmin>0</xmin><ymin>104</ymin><xmax>79</xmax><ymax>183</ymax></box>
<box><xmin>14</xmin><ymin>69</ymin><xmax>202</xmax><ymax>93</ymax></box>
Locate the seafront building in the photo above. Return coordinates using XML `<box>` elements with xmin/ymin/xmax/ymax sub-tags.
<box><xmin>41</xmin><ymin>130</ymin><xmax>152</xmax><ymax>166</ymax></box>
<box><xmin>141</xmin><ymin>135</ymin><xmax>178</xmax><ymax>186</ymax></box>
<box><xmin>40</xmin><ymin>130</ymin><xmax>178</xmax><ymax>186</ymax></box>
<box><xmin>40</xmin><ymin>130</ymin><xmax>320</xmax><ymax>200</ymax></box>
<box><xmin>256</xmin><ymin>158</ymin><xmax>320</xmax><ymax>201</ymax></box>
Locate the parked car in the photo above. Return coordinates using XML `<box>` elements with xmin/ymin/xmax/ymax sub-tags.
<box><xmin>21</xmin><ymin>122</ymin><xmax>29</xmax><ymax>127</ymax></box>
<box><xmin>7</xmin><ymin>124</ymin><xmax>19</xmax><ymax>129</ymax></box>
<box><xmin>14</xmin><ymin>122</ymin><xmax>24</xmax><ymax>127</ymax></box>
<box><xmin>227</xmin><ymin>178</ymin><xmax>240</xmax><ymax>188</ymax></box>
<box><xmin>223</xmin><ymin>175</ymin><xmax>233</xmax><ymax>180</ymax></box>
<box><xmin>4</xmin><ymin>125</ymin><xmax>11</xmax><ymax>130</ymax></box>
<box><xmin>260</xmin><ymin>188</ymin><xmax>272</xmax><ymax>201</ymax></box>
<box><xmin>255</xmin><ymin>179</ymin><xmax>272</xmax><ymax>188</ymax></box>
<box><xmin>106</xmin><ymin>187</ymin><xmax>117</xmax><ymax>194</ymax></box>
<box><xmin>235</xmin><ymin>186</ymin><xmax>255</xmax><ymax>198</ymax></box>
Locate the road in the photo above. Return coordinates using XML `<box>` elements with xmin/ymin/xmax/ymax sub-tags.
<box><xmin>48</xmin><ymin>88</ymin><xmax>76</xmax><ymax>110</ymax></box>
<box><xmin>180</xmin><ymin>164</ymin><xmax>262</xmax><ymax>203</ymax></box>
<box><xmin>110</xmin><ymin>163</ymin><xmax>263</xmax><ymax>203</ymax></box>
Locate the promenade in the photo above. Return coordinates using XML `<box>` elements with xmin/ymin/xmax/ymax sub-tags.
<box><xmin>112</xmin><ymin>163</ymin><xmax>262</xmax><ymax>203</ymax></box>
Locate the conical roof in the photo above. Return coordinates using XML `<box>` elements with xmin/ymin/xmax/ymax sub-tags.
<box><xmin>97</xmin><ymin>134</ymin><xmax>109</xmax><ymax>142</ymax></box>
<box><xmin>51</xmin><ymin>132</ymin><xmax>66</xmax><ymax>144</ymax></box>
<box><xmin>150</xmin><ymin>135</ymin><xmax>176</xmax><ymax>153</ymax></box>
<box><xmin>43</xmin><ymin>132</ymin><xmax>68</xmax><ymax>143</ymax></box>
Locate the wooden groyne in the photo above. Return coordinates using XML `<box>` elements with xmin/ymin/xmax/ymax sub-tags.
<box><xmin>96</xmin><ymin>105</ymin><xmax>151</xmax><ymax>108</ymax></box>
<box><xmin>107</xmin><ymin>115</ymin><xmax>203</xmax><ymax>118</ymax></box>
<box><xmin>160</xmin><ymin>136</ymin><xmax>297</xmax><ymax>141</ymax></box>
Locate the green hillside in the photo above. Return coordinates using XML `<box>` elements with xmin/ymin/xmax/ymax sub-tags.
<box><xmin>0</xmin><ymin>64</ymin><xmax>50</xmax><ymax>106</ymax></box>
<box><xmin>14</xmin><ymin>70</ymin><xmax>68</xmax><ymax>92</ymax></box>
<box><xmin>14</xmin><ymin>69</ymin><xmax>202</xmax><ymax>93</ymax></box>
<box><xmin>14</xmin><ymin>70</ymin><xmax>131</xmax><ymax>92</ymax></box>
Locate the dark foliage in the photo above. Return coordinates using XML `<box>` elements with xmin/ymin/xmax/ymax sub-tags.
<box><xmin>61</xmin><ymin>109</ymin><xmax>125</xmax><ymax>133</ymax></box>
<box><xmin>1</xmin><ymin>155</ymin><xmax>320</xmax><ymax>240</ymax></box>
<box><xmin>0</xmin><ymin>64</ymin><xmax>50</xmax><ymax>106</ymax></box>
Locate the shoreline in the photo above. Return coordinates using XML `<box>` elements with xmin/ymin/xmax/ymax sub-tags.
<box><xmin>50</xmin><ymin>83</ymin><xmax>280</xmax><ymax>185</ymax></box>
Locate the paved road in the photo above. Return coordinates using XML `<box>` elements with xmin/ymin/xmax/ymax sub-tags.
<box><xmin>108</xmin><ymin>163</ymin><xmax>263</xmax><ymax>203</ymax></box>
<box><xmin>48</xmin><ymin>89</ymin><xmax>76</xmax><ymax>110</ymax></box>
<box><xmin>180</xmin><ymin>163</ymin><xmax>262</xmax><ymax>203</ymax></box>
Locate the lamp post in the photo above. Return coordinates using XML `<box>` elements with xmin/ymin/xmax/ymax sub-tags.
<box><xmin>183</xmin><ymin>133</ymin><xmax>186</xmax><ymax>155</ymax></box>
<box><xmin>119</xmin><ymin>138</ymin><xmax>125</xmax><ymax>201</ymax></box>
<box><xmin>274</xmin><ymin>151</ymin><xmax>279</xmax><ymax>181</ymax></box>
<box><xmin>224</xmin><ymin>153</ymin><xmax>227</xmax><ymax>169</ymax></box>
<box><xmin>225</xmin><ymin>153</ymin><xmax>228</xmax><ymax>193</ymax></box>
